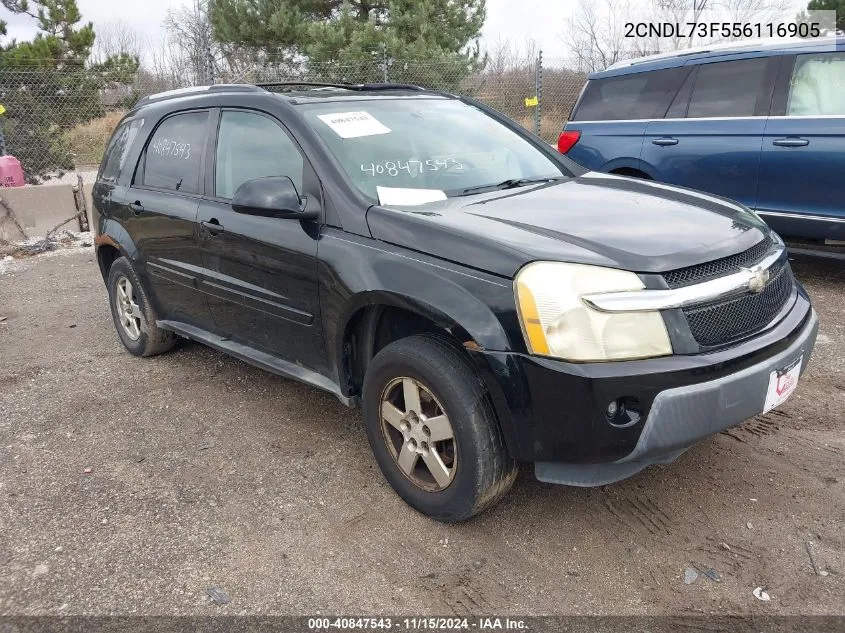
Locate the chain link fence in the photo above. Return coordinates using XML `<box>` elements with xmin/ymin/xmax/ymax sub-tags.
<box><xmin>0</xmin><ymin>55</ymin><xmax>585</xmax><ymax>185</ymax></box>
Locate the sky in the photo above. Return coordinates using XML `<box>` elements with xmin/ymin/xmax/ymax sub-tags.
<box><xmin>3</xmin><ymin>0</ymin><xmax>183</xmax><ymax>45</ymax></box>
<box><xmin>1</xmin><ymin>0</ymin><xmax>812</xmax><ymax>63</ymax></box>
<box><xmin>1</xmin><ymin>0</ymin><xmax>577</xmax><ymax>60</ymax></box>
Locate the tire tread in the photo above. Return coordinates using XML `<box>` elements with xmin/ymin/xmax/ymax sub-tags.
<box><xmin>107</xmin><ymin>256</ymin><xmax>176</xmax><ymax>357</ymax></box>
<box><xmin>364</xmin><ymin>333</ymin><xmax>517</xmax><ymax>521</ymax></box>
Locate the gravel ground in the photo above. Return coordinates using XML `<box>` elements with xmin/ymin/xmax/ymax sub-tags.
<box><xmin>0</xmin><ymin>248</ymin><xmax>842</xmax><ymax>616</ymax></box>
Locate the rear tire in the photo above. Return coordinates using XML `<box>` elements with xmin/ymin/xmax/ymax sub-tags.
<box><xmin>362</xmin><ymin>333</ymin><xmax>517</xmax><ymax>522</ymax></box>
<box><xmin>107</xmin><ymin>256</ymin><xmax>176</xmax><ymax>357</ymax></box>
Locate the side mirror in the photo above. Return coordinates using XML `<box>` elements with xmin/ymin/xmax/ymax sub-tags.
<box><xmin>231</xmin><ymin>176</ymin><xmax>318</xmax><ymax>220</ymax></box>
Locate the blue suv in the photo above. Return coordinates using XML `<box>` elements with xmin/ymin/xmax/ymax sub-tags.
<box><xmin>560</xmin><ymin>37</ymin><xmax>845</xmax><ymax>241</ymax></box>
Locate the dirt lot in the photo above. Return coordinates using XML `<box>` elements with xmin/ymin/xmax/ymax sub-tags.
<box><xmin>0</xmin><ymin>248</ymin><xmax>842</xmax><ymax>616</ymax></box>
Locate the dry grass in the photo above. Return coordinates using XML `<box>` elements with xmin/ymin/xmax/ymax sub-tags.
<box><xmin>517</xmin><ymin>115</ymin><xmax>565</xmax><ymax>143</ymax></box>
<box><xmin>65</xmin><ymin>111</ymin><xmax>126</xmax><ymax>169</ymax></box>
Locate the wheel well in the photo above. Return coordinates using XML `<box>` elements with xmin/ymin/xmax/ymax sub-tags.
<box><xmin>342</xmin><ymin>305</ymin><xmax>471</xmax><ymax>397</ymax></box>
<box><xmin>96</xmin><ymin>244</ymin><xmax>120</xmax><ymax>281</ymax></box>
<box><xmin>610</xmin><ymin>167</ymin><xmax>651</xmax><ymax>179</ymax></box>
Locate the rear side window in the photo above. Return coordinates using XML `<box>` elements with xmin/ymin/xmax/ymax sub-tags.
<box><xmin>787</xmin><ymin>52</ymin><xmax>845</xmax><ymax>116</ymax></box>
<box><xmin>215</xmin><ymin>111</ymin><xmax>304</xmax><ymax>199</ymax></box>
<box><xmin>138</xmin><ymin>111</ymin><xmax>208</xmax><ymax>194</ymax></box>
<box><xmin>572</xmin><ymin>68</ymin><xmax>687</xmax><ymax>121</ymax></box>
<box><xmin>99</xmin><ymin>119</ymin><xmax>143</xmax><ymax>183</ymax></box>
<box><xmin>686</xmin><ymin>58</ymin><xmax>768</xmax><ymax>118</ymax></box>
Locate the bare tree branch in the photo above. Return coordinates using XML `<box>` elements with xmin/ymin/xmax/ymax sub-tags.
<box><xmin>561</xmin><ymin>0</ymin><xmax>798</xmax><ymax>69</ymax></box>
<box><xmin>91</xmin><ymin>19</ymin><xmax>145</xmax><ymax>63</ymax></box>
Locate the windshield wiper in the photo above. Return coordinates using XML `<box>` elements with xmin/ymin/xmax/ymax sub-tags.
<box><xmin>456</xmin><ymin>176</ymin><xmax>563</xmax><ymax>197</ymax></box>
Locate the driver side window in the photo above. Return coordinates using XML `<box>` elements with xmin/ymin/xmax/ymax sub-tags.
<box><xmin>215</xmin><ymin>111</ymin><xmax>304</xmax><ymax>199</ymax></box>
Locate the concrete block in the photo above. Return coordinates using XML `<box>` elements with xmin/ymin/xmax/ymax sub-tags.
<box><xmin>0</xmin><ymin>183</ymin><xmax>92</xmax><ymax>241</ymax></box>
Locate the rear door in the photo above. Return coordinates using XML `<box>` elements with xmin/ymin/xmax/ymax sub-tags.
<box><xmin>196</xmin><ymin>108</ymin><xmax>327</xmax><ymax>374</ymax></box>
<box><xmin>757</xmin><ymin>51</ymin><xmax>845</xmax><ymax>240</ymax></box>
<box><xmin>640</xmin><ymin>55</ymin><xmax>778</xmax><ymax>209</ymax></box>
<box><xmin>123</xmin><ymin>109</ymin><xmax>214</xmax><ymax>327</ymax></box>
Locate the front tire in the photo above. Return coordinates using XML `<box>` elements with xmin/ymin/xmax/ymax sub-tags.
<box><xmin>107</xmin><ymin>256</ymin><xmax>176</xmax><ymax>357</ymax></box>
<box><xmin>362</xmin><ymin>334</ymin><xmax>517</xmax><ymax>522</ymax></box>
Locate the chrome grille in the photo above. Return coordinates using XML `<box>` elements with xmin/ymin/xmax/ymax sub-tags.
<box><xmin>663</xmin><ymin>236</ymin><xmax>773</xmax><ymax>288</ymax></box>
<box><xmin>682</xmin><ymin>260</ymin><xmax>794</xmax><ymax>347</ymax></box>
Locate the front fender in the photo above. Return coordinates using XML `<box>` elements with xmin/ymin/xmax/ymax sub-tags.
<box><xmin>318</xmin><ymin>229</ymin><xmax>533</xmax><ymax>457</ymax></box>
<box><xmin>318</xmin><ymin>229</ymin><xmax>521</xmax><ymax>384</ymax></box>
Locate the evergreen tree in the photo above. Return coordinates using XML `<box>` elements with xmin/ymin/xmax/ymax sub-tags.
<box><xmin>805</xmin><ymin>0</ymin><xmax>845</xmax><ymax>31</ymax></box>
<box><xmin>209</xmin><ymin>0</ymin><xmax>486</xmax><ymax>86</ymax></box>
<box><xmin>0</xmin><ymin>1</ymin><xmax>139</xmax><ymax>181</ymax></box>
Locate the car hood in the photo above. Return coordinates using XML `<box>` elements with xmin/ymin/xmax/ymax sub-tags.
<box><xmin>365</xmin><ymin>172</ymin><xmax>772</xmax><ymax>278</ymax></box>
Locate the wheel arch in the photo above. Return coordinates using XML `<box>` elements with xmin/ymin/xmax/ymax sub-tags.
<box><xmin>599</xmin><ymin>156</ymin><xmax>645</xmax><ymax>175</ymax></box>
<box><xmin>609</xmin><ymin>166</ymin><xmax>652</xmax><ymax>179</ymax></box>
<box><xmin>94</xmin><ymin>220</ymin><xmax>140</xmax><ymax>282</ymax></box>
<box><xmin>337</xmin><ymin>291</ymin><xmax>482</xmax><ymax>398</ymax></box>
<box><xmin>339</xmin><ymin>295</ymin><xmax>525</xmax><ymax>462</ymax></box>
<box><xmin>628</xmin><ymin>158</ymin><xmax>661</xmax><ymax>181</ymax></box>
<box><xmin>96</xmin><ymin>241</ymin><xmax>121</xmax><ymax>282</ymax></box>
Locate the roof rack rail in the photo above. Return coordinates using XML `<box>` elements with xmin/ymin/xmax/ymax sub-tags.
<box><xmin>256</xmin><ymin>81</ymin><xmax>427</xmax><ymax>92</ymax></box>
<box><xmin>135</xmin><ymin>83</ymin><xmax>265</xmax><ymax>108</ymax></box>
<box><xmin>133</xmin><ymin>81</ymin><xmax>429</xmax><ymax>109</ymax></box>
<box><xmin>605</xmin><ymin>36</ymin><xmax>823</xmax><ymax>70</ymax></box>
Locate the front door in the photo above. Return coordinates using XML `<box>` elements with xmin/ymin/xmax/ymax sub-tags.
<box><xmin>640</xmin><ymin>56</ymin><xmax>777</xmax><ymax>210</ymax></box>
<box><xmin>123</xmin><ymin>109</ymin><xmax>213</xmax><ymax>327</ymax></box>
<box><xmin>197</xmin><ymin>109</ymin><xmax>328</xmax><ymax>375</ymax></box>
<box><xmin>757</xmin><ymin>51</ymin><xmax>845</xmax><ymax>240</ymax></box>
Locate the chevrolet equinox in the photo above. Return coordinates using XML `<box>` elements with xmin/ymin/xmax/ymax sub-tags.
<box><xmin>93</xmin><ymin>82</ymin><xmax>819</xmax><ymax>522</ymax></box>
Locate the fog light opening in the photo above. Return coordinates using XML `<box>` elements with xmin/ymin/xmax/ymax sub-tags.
<box><xmin>606</xmin><ymin>397</ymin><xmax>642</xmax><ymax>428</ymax></box>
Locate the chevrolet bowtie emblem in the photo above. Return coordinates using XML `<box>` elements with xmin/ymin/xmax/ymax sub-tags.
<box><xmin>744</xmin><ymin>264</ymin><xmax>770</xmax><ymax>293</ymax></box>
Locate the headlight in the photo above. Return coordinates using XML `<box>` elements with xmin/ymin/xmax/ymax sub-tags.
<box><xmin>514</xmin><ymin>262</ymin><xmax>672</xmax><ymax>362</ymax></box>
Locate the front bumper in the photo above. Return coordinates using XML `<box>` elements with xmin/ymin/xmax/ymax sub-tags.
<box><xmin>471</xmin><ymin>289</ymin><xmax>818</xmax><ymax>486</ymax></box>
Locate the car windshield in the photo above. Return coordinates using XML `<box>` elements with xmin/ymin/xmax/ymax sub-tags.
<box><xmin>300</xmin><ymin>97</ymin><xmax>569</xmax><ymax>202</ymax></box>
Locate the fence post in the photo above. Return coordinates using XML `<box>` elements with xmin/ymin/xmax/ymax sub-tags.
<box><xmin>206</xmin><ymin>39</ymin><xmax>216</xmax><ymax>85</ymax></box>
<box><xmin>534</xmin><ymin>50</ymin><xmax>543</xmax><ymax>137</ymax></box>
<box><xmin>382</xmin><ymin>43</ymin><xmax>389</xmax><ymax>83</ymax></box>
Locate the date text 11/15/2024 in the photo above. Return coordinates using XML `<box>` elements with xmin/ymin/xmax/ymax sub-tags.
<box><xmin>307</xmin><ymin>617</ymin><xmax>529</xmax><ymax>630</ymax></box>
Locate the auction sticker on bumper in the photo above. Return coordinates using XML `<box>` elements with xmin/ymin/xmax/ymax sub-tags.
<box><xmin>764</xmin><ymin>355</ymin><xmax>803</xmax><ymax>413</ymax></box>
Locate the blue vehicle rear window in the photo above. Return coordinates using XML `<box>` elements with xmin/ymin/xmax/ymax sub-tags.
<box><xmin>572</xmin><ymin>67</ymin><xmax>687</xmax><ymax>121</ymax></box>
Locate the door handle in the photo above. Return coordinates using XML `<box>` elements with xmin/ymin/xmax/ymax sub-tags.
<box><xmin>652</xmin><ymin>137</ymin><xmax>679</xmax><ymax>146</ymax></box>
<box><xmin>201</xmin><ymin>219</ymin><xmax>225</xmax><ymax>235</ymax></box>
<box><xmin>129</xmin><ymin>201</ymin><xmax>144</xmax><ymax>214</ymax></box>
<box><xmin>773</xmin><ymin>138</ymin><xmax>809</xmax><ymax>147</ymax></box>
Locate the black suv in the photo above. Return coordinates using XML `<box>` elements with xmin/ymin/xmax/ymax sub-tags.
<box><xmin>93</xmin><ymin>82</ymin><xmax>818</xmax><ymax>522</ymax></box>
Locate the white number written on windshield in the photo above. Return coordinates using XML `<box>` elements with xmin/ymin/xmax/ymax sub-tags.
<box><xmin>361</xmin><ymin>157</ymin><xmax>464</xmax><ymax>177</ymax></box>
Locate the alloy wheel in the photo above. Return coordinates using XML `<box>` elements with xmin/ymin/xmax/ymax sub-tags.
<box><xmin>379</xmin><ymin>377</ymin><xmax>457</xmax><ymax>492</ymax></box>
<box><xmin>115</xmin><ymin>276</ymin><xmax>142</xmax><ymax>341</ymax></box>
